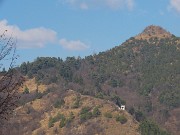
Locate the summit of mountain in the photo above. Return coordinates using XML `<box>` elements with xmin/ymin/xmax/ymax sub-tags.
<box><xmin>135</xmin><ymin>25</ymin><xmax>172</xmax><ymax>40</ymax></box>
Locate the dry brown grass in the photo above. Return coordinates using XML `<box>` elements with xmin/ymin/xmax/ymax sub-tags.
<box><xmin>32</xmin><ymin>90</ymin><xmax>140</xmax><ymax>135</ymax></box>
<box><xmin>3</xmin><ymin>89</ymin><xmax>140</xmax><ymax>135</ymax></box>
<box><xmin>135</xmin><ymin>25</ymin><xmax>172</xmax><ymax>40</ymax></box>
<box><xmin>165</xmin><ymin>108</ymin><xmax>180</xmax><ymax>135</ymax></box>
<box><xmin>19</xmin><ymin>77</ymin><xmax>47</xmax><ymax>93</ymax></box>
<box><xmin>135</xmin><ymin>34</ymin><xmax>171</xmax><ymax>40</ymax></box>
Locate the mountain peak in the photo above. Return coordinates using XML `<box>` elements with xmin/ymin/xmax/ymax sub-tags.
<box><xmin>142</xmin><ymin>25</ymin><xmax>171</xmax><ymax>36</ymax></box>
<box><xmin>135</xmin><ymin>25</ymin><xmax>172</xmax><ymax>40</ymax></box>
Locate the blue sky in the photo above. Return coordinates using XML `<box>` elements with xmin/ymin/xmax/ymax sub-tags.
<box><xmin>0</xmin><ymin>0</ymin><xmax>180</xmax><ymax>67</ymax></box>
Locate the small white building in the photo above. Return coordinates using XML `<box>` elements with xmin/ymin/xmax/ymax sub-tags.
<box><xmin>120</xmin><ymin>105</ymin><xmax>125</xmax><ymax>110</ymax></box>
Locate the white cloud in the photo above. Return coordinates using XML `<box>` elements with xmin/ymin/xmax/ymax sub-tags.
<box><xmin>0</xmin><ymin>20</ymin><xmax>57</xmax><ymax>49</ymax></box>
<box><xmin>61</xmin><ymin>0</ymin><xmax>135</xmax><ymax>10</ymax></box>
<box><xmin>105</xmin><ymin>0</ymin><xmax>124</xmax><ymax>9</ymax></box>
<box><xmin>170</xmin><ymin>0</ymin><xmax>180</xmax><ymax>13</ymax></box>
<box><xmin>106</xmin><ymin>0</ymin><xmax>134</xmax><ymax>10</ymax></box>
<box><xmin>126</xmin><ymin>0</ymin><xmax>134</xmax><ymax>10</ymax></box>
<box><xmin>80</xmin><ymin>2</ymin><xmax>89</xmax><ymax>10</ymax></box>
<box><xmin>59</xmin><ymin>38</ymin><xmax>89</xmax><ymax>51</ymax></box>
<box><xmin>0</xmin><ymin>19</ymin><xmax>90</xmax><ymax>51</ymax></box>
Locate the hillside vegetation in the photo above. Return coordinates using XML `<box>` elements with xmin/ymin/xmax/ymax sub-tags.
<box><xmin>16</xmin><ymin>25</ymin><xmax>180</xmax><ymax>135</ymax></box>
<box><xmin>1</xmin><ymin>80</ymin><xmax>140</xmax><ymax>135</ymax></box>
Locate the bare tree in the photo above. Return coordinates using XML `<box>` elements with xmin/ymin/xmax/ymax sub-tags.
<box><xmin>0</xmin><ymin>30</ymin><xmax>24</xmax><ymax>122</ymax></box>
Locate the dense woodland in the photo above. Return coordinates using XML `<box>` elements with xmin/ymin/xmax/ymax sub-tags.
<box><xmin>18</xmin><ymin>35</ymin><xmax>180</xmax><ymax>134</ymax></box>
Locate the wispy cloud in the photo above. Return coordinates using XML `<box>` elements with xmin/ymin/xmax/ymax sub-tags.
<box><xmin>59</xmin><ymin>38</ymin><xmax>89</xmax><ymax>51</ymax></box>
<box><xmin>169</xmin><ymin>0</ymin><xmax>180</xmax><ymax>13</ymax></box>
<box><xmin>61</xmin><ymin>0</ymin><xmax>135</xmax><ymax>10</ymax></box>
<box><xmin>80</xmin><ymin>2</ymin><xmax>89</xmax><ymax>10</ymax></box>
<box><xmin>106</xmin><ymin>0</ymin><xmax>134</xmax><ymax>10</ymax></box>
<box><xmin>0</xmin><ymin>20</ymin><xmax>57</xmax><ymax>49</ymax></box>
<box><xmin>0</xmin><ymin>19</ymin><xmax>90</xmax><ymax>51</ymax></box>
<box><xmin>126</xmin><ymin>0</ymin><xmax>134</xmax><ymax>10</ymax></box>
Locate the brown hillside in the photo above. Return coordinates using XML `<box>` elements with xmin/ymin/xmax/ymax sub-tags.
<box><xmin>1</xmin><ymin>86</ymin><xmax>140</xmax><ymax>135</ymax></box>
<box><xmin>135</xmin><ymin>25</ymin><xmax>172</xmax><ymax>40</ymax></box>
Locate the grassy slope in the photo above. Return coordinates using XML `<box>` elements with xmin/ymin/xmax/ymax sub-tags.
<box><xmin>1</xmin><ymin>79</ymin><xmax>140</xmax><ymax>135</ymax></box>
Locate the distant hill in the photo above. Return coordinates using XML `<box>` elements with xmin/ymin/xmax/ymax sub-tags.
<box><xmin>16</xmin><ymin>25</ymin><xmax>180</xmax><ymax>135</ymax></box>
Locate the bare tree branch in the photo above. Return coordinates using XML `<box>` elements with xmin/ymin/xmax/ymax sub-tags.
<box><xmin>0</xmin><ymin>30</ymin><xmax>24</xmax><ymax>123</ymax></box>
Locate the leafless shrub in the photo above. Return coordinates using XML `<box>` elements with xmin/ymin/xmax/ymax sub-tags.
<box><xmin>0</xmin><ymin>30</ymin><xmax>24</xmax><ymax>122</ymax></box>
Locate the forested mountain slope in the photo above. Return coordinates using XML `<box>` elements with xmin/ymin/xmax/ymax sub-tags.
<box><xmin>18</xmin><ymin>25</ymin><xmax>180</xmax><ymax>135</ymax></box>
